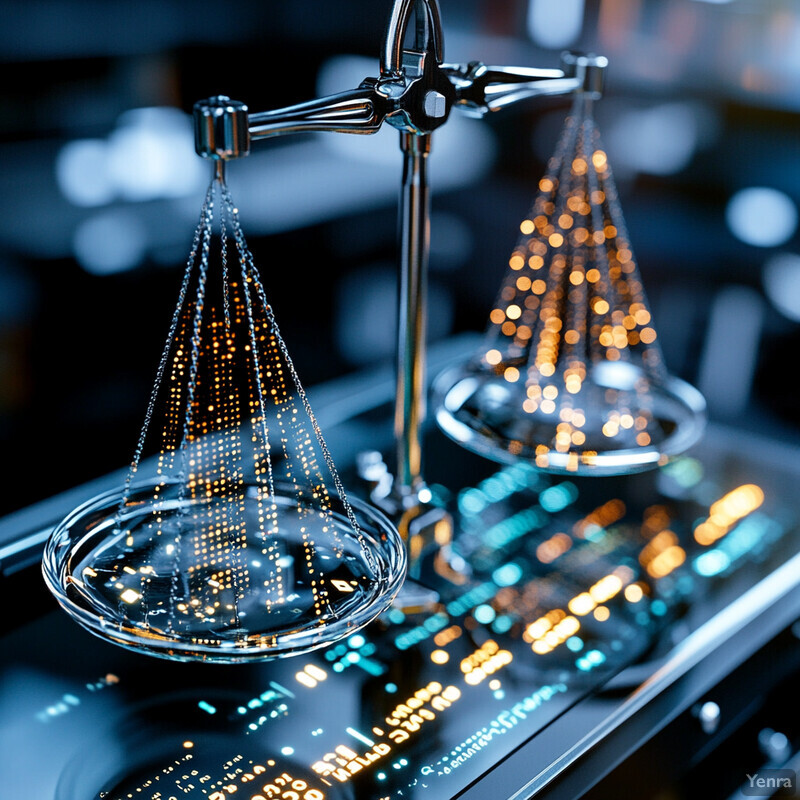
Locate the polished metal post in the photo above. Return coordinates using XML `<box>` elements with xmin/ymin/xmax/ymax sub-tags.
<box><xmin>394</xmin><ymin>131</ymin><xmax>431</xmax><ymax>501</ymax></box>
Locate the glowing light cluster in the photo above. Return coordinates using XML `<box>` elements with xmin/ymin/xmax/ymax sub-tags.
<box><xmin>536</xmin><ymin>531</ymin><xmax>573</xmax><ymax>563</ymax></box>
<box><xmin>210</xmin><ymin>764</ymin><xmax>326</xmax><ymax>800</ymax></box>
<box><xmin>573</xmin><ymin>498</ymin><xmax>626</xmax><ymax>539</ymax></box>
<box><xmin>567</xmin><ymin>571</ymin><xmax>627</xmax><ymax>616</ymax></box>
<box><xmin>433</xmin><ymin>624</ymin><xmax>463</xmax><ymax>647</ymax></box>
<box><xmin>521</xmin><ymin>565</ymin><xmax>635</xmax><ymax>656</ymax></box>
<box><xmin>296</xmin><ymin>664</ymin><xmax>328</xmax><ymax>688</ymax></box>
<box><xmin>639</xmin><ymin>529</ymin><xmax>686</xmax><ymax>578</ymax></box>
<box><xmin>311</xmin><ymin>683</ymin><xmax>462</xmax><ymax>785</ymax></box>
<box><xmin>460</xmin><ymin>640</ymin><xmax>514</xmax><ymax>685</ymax></box>
<box><xmin>524</xmin><ymin>610</ymin><xmax>581</xmax><ymax>655</ymax></box>
<box><xmin>694</xmin><ymin>484</ymin><xmax>765</xmax><ymax>546</ymax></box>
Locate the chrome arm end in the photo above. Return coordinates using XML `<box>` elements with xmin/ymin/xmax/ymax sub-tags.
<box><xmin>444</xmin><ymin>50</ymin><xmax>608</xmax><ymax>118</ymax></box>
<box><xmin>193</xmin><ymin>96</ymin><xmax>251</xmax><ymax>160</ymax></box>
<box><xmin>560</xmin><ymin>51</ymin><xmax>608</xmax><ymax>100</ymax></box>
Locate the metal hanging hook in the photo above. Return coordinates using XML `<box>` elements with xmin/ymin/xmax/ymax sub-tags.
<box><xmin>193</xmin><ymin>95</ymin><xmax>250</xmax><ymax>160</ymax></box>
<box><xmin>382</xmin><ymin>0</ymin><xmax>445</xmax><ymax>77</ymax></box>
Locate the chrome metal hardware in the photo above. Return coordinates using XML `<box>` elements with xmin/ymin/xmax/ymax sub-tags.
<box><xmin>191</xmin><ymin>0</ymin><xmax>608</xmax><ymax>576</ymax></box>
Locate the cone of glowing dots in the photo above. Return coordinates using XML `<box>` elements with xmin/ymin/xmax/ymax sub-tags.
<box><xmin>434</xmin><ymin>95</ymin><xmax>705</xmax><ymax>475</ymax></box>
<box><xmin>43</xmin><ymin>177</ymin><xmax>406</xmax><ymax>662</ymax></box>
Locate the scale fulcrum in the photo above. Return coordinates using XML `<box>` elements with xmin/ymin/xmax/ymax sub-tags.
<box><xmin>42</xmin><ymin>176</ymin><xmax>406</xmax><ymax>663</ymax></box>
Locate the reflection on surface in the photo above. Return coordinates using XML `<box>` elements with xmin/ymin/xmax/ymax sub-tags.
<box><xmin>3</xmin><ymin>421</ymin><xmax>798</xmax><ymax>799</ymax></box>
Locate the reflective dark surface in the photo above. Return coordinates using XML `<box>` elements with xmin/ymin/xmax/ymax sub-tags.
<box><xmin>2</xmin><ymin>391</ymin><xmax>799</xmax><ymax>798</ymax></box>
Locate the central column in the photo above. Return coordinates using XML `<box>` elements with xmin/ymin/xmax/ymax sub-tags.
<box><xmin>394</xmin><ymin>131</ymin><xmax>432</xmax><ymax>502</ymax></box>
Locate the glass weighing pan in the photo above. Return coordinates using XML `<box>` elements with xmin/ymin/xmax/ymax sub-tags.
<box><xmin>42</xmin><ymin>479</ymin><xmax>407</xmax><ymax>663</ymax></box>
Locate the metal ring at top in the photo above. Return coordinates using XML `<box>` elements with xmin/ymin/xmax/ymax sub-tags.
<box><xmin>382</xmin><ymin>0</ymin><xmax>444</xmax><ymax>76</ymax></box>
<box><xmin>560</xmin><ymin>51</ymin><xmax>608</xmax><ymax>99</ymax></box>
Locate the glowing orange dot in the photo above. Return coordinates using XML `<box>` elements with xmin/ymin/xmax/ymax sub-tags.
<box><xmin>485</xmin><ymin>349</ymin><xmax>502</xmax><ymax>365</ymax></box>
<box><xmin>625</xmin><ymin>584</ymin><xmax>644</xmax><ymax>603</ymax></box>
<box><xmin>593</xmin><ymin>605</ymin><xmax>610</xmax><ymax>622</ymax></box>
<box><xmin>640</xmin><ymin>327</ymin><xmax>657</xmax><ymax>344</ymax></box>
<box><xmin>569</xmin><ymin>271</ymin><xmax>584</xmax><ymax>286</ymax></box>
<box><xmin>586</xmin><ymin>269</ymin><xmax>600</xmax><ymax>283</ymax></box>
<box><xmin>545</xmin><ymin>316</ymin><xmax>562</xmax><ymax>332</ymax></box>
<box><xmin>504</xmin><ymin>367</ymin><xmax>520</xmax><ymax>383</ymax></box>
<box><xmin>594</xmin><ymin>299</ymin><xmax>610</xmax><ymax>315</ymax></box>
<box><xmin>490</xmin><ymin>308</ymin><xmax>505</xmax><ymax>324</ymax></box>
<box><xmin>509</xmin><ymin>254</ymin><xmax>525</xmax><ymax>270</ymax></box>
<box><xmin>602</xmin><ymin>421</ymin><xmax>619</xmax><ymax>437</ymax></box>
<box><xmin>529</xmin><ymin>255</ymin><xmax>544</xmax><ymax>269</ymax></box>
<box><xmin>520</xmin><ymin>219</ymin><xmax>535</xmax><ymax>235</ymax></box>
<box><xmin>549</xmin><ymin>233</ymin><xmax>564</xmax><ymax>247</ymax></box>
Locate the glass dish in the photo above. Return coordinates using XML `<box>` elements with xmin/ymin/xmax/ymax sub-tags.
<box><xmin>42</xmin><ymin>479</ymin><xmax>406</xmax><ymax>663</ymax></box>
<box><xmin>434</xmin><ymin>359</ymin><xmax>706</xmax><ymax>476</ymax></box>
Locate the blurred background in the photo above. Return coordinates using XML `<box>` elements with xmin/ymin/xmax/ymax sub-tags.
<box><xmin>1</xmin><ymin>0</ymin><xmax>799</xmax><ymax>517</ymax></box>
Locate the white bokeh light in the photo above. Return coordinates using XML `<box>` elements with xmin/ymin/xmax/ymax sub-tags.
<box><xmin>527</xmin><ymin>0</ymin><xmax>585</xmax><ymax>49</ymax></box>
<box><xmin>55</xmin><ymin>139</ymin><xmax>114</xmax><ymax>207</ymax></box>
<box><xmin>726</xmin><ymin>187</ymin><xmax>798</xmax><ymax>248</ymax></box>
<box><xmin>56</xmin><ymin>106</ymin><xmax>207</xmax><ymax>209</ymax></box>
<box><xmin>763</xmin><ymin>252</ymin><xmax>800</xmax><ymax>322</ymax></box>
<box><xmin>73</xmin><ymin>209</ymin><xmax>146</xmax><ymax>275</ymax></box>
<box><xmin>108</xmin><ymin>107</ymin><xmax>206</xmax><ymax>201</ymax></box>
<box><xmin>605</xmin><ymin>103</ymin><xmax>700</xmax><ymax>176</ymax></box>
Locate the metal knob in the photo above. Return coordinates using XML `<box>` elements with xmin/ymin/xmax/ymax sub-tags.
<box><xmin>560</xmin><ymin>51</ymin><xmax>608</xmax><ymax>99</ymax></box>
<box><xmin>694</xmin><ymin>700</ymin><xmax>721</xmax><ymax>735</ymax></box>
<box><xmin>193</xmin><ymin>96</ymin><xmax>250</xmax><ymax>160</ymax></box>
